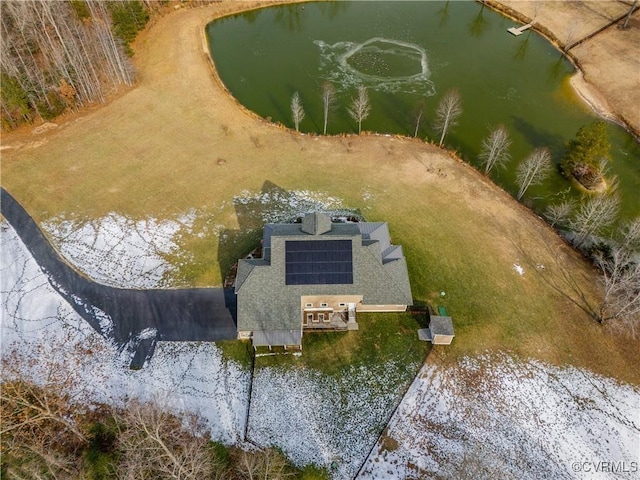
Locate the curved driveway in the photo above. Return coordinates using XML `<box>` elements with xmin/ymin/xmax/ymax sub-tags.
<box><xmin>1</xmin><ymin>188</ymin><xmax>237</xmax><ymax>368</ymax></box>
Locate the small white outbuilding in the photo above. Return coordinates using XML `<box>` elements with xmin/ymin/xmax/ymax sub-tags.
<box><xmin>418</xmin><ymin>315</ymin><xmax>455</xmax><ymax>345</ymax></box>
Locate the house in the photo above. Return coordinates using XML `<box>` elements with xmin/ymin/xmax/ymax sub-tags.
<box><xmin>234</xmin><ymin>212</ymin><xmax>413</xmax><ymax>349</ymax></box>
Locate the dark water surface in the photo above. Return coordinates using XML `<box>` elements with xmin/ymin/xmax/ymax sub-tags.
<box><xmin>207</xmin><ymin>1</ymin><xmax>639</xmax><ymax>220</ymax></box>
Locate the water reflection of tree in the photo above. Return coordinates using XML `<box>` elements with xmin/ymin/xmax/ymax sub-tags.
<box><xmin>546</xmin><ymin>53</ymin><xmax>568</xmax><ymax>82</ymax></box>
<box><xmin>469</xmin><ymin>2</ymin><xmax>489</xmax><ymax>37</ymax></box>
<box><xmin>274</xmin><ymin>4</ymin><xmax>305</xmax><ymax>33</ymax></box>
<box><xmin>438</xmin><ymin>1</ymin><xmax>450</xmax><ymax>27</ymax></box>
<box><xmin>510</xmin><ymin>115</ymin><xmax>566</xmax><ymax>158</ymax></box>
<box><xmin>513</xmin><ymin>32</ymin><xmax>532</xmax><ymax>61</ymax></box>
<box><xmin>316</xmin><ymin>1</ymin><xmax>350</xmax><ymax>21</ymax></box>
<box><xmin>242</xmin><ymin>9</ymin><xmax>260</xmax><ymax>24</ymax></box>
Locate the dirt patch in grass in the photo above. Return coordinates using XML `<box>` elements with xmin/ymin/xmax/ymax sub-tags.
<box><xmin>2</xmin><ymin>1</ymin><xmax>639</xmax><ymax>384</ymax></box>
<box><xmin>380</xmin><ymin>431</ymin><xmax>399</xmax><ymax>452</ymax></box>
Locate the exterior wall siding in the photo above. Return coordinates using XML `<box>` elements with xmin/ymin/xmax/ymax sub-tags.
<box><xmin>357</xmin><ymin>304</ymin><xmax>408</xmax><ymax>312</ymax></box>
<box><xmin>433</xmin><ymin>334</ymin><xmax>455</xmax><ymax>345</ymax></box>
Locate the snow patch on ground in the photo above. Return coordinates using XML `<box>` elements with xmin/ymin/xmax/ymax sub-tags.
<box><xmin>39</xmin><ymin>189</ymin><xmax>355</xmax><ymax>289</ymax></box>
<box><xmin>233</xmin><ymin>189</ymin><xmax>357</xmax><ymax>225</ymax></box>
<box><xmin>248</xmin><ymin>362</ymin><xmax>418</xmax><ymax>479</ymax></box>
<box><xmin>1</xmin><ymin>222</ymin><xmax>249</xmax><ymax>444</ymax></box>
<box><xmin>41</xmin><ymin>213</ymin><xmax>196</xmax><ymax>288</ymax></box>
<box><xmin>358</xmin><ymin>354</ymin><xmax>640</xmax><ymax>479</ymax></box>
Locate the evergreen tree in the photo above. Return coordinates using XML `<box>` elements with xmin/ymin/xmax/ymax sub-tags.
<box><xmin>562</xmin><ymin>121</ymin><xmax>610</xmax><ymax>189</ymax></box>
<box><xmin>108</xmin><ymin>1</ymin><xmax>149</xmax><ymax>56</ymax></box>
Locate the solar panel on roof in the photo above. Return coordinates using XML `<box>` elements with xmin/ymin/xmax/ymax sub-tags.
<box><xmin>285</xmin><ymin>240</ymin><xmax>353</xmax><ymax>285</ymax></box>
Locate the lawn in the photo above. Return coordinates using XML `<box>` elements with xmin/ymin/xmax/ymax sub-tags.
<box><xmin>2</xmin><ymin>1</ymin><xmax>638</xmax><ymax>386</ymax></box>
<box><xmin>256</xmin><ymin>311</ymin><xmax>430</xmax><ymax>377</ymax></box>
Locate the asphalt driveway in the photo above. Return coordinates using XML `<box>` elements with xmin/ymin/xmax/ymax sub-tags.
<box><xmin>1</xmin><ymin>188</ymin><xmax>237</xmax><ymax>368</ymax></box>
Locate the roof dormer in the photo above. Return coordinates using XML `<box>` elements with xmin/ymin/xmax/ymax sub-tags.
<box><xmin>301</xmin><ymin>212</ymin><xmax>332</xmax><ymax>235</ymax></box>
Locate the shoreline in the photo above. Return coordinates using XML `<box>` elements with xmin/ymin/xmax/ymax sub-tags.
<box><xmin>3</xmin><ymin>0</ymin><xmax>636</xmax><ymax>143</ymax></box>
<box><xmin>568</xmin><ymin>72</ymin><xmax>623</xmax><ymax>129</ymax></box>
<box><xmin>484</xmin><ymin>0</ymin><xmax>639</xmax><ymax>141</ymax></box>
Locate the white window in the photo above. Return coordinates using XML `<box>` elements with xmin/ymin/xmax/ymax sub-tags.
<box><xmin>338</xmin><ymin>302</ymin><xmax>346</xmax><ymax>307</ymax></box>
<box><xmin>304</xmin><ymin>313</ymin><xmax>313</xmax><ymax>325</ymax></box>
<box><xmin>318</xmin><ymin>313</ymin><xmax>325</xmax><ymax>322</ymax></box>
<box><xmin>312</xmin><ymin>314</ymin><xmax>319</xmax><ymax>323</ymax></box>
<box><xmin>305</xmin><ymin>302</ymin><xmax>313</xmax><ymax>308</ymax></box>
<box><xmin>322</xmin><ymin>313</ymin><xmax>330</xmax><ymax>323</ymax></box>
<box><xmin>320</xmin><ymin>302</ymin><xmax>328</xmax><ymax>308</ymax></box>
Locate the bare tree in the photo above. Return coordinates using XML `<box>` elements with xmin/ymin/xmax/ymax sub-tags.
<box><xmin>1</xmin><ymin>0</ymin><xmax>135</xmax><ymax>130</ymax></box>
<box><xmin>116</xmin><ymin>400</ymin><xmax>220</xmax><ymax>480</ymax></box>
<box><xmin>321</xmin><ymin>81</ymin><xmax>336</xmax><ymax>135</ymax></box>
<box><xmin>532</xmin><ymin>1</ymin><xmax>543</xmax><ymax>21</ymax></box>
<box><xmin>411</xmin><ymin>99</ymin><xmax>427</xmax><ymax>138</ymax></box>
<box><xmin>563</xmin><ymin>22</ymin><xmax>580</xmax><ymax>50</ymax></box>
<box><xmin>0</xmin><ymin>371</ymin><xmax>88</xmax><ymax>479</ymax></box>
<box><xmin>594</xmin><ymin>246</ymin><xmax>640</xmax><ymax>334</ymax></box>
<box><xmin>618</xmin><ymin>217</ymin><xmax>640</xmax><ymax>251</ymax></box>
<box><xmin>347</xmin><ymin>85</ymin><xmax>371</xmax><ymax>134</ymax></box>
<box><xmin>434</xmin><ymin>88</ymin><xmax>462</xmax><ymax>147</ymax></box>
<box><xmin>413</xmin><ymin>109</ymin><xmax>423</xmax><ymax>138</ymax></box>
<box><xmin>569</xmin><ymin>194</ymin><xmax>620</xmax><ymax>247</ymax></box>
<box><xmin>515</xmin><ymin>147</ymin><xmax>552</xmax><ymax>200</ymax></box>
<box><xmin>478</xmin><ymin>125</ymin><xmax>511</xmax><ymax>174</ymax></box>
<box><xmin>544</xmin><ymin>200</ymin><xmax>573</xmax><ymax>228</ymax></box>
<box><xmin>1</xmin><ymin>345</ymin><xmax>89</xmax><ymax>447</ymax></box>
<box><xmin>235</xmin><ymin>448</ymin><xmax>294</xmax><ymax>480</ymax></box>
<box><xmin>290</xmin><ymin>91</ymin><xmax>305</xmax><ymax>132</ymax></box>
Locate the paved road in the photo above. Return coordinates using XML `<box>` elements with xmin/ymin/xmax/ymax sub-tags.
<box><xmin>1</xmin><ymin>188</ymin><xmax>237</xmax><ymax>368</ymax></box>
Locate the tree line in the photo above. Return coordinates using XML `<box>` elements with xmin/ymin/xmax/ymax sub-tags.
<box><xmin>0</xmin><ymin>0</ymin><xmax>149</xmax><ymax>131</ymax></box>
<box><xmin>0</xmin><ymin>355</ymin><xmax>328</xmax><ymax>480</ymax></box>
<box><xmin>290</xmin><ymin>84</ymin><xmax>638</xmax><ymax>334</ymax></box>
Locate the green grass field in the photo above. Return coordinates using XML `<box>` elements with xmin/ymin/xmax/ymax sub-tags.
<box><xmin>255</xmin><ymin>312</ymin><xmax>430</xmax><ymax>377</ymax></box>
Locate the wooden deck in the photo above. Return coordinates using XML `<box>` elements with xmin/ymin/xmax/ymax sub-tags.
<box><xmin>508</xmin><ymin>23</ymin><xmax>533</xmax><ymax>36</ymax></box>
<box><xmin>304</xmin><ymin>311</ymin><xmax>349</xmax><ymax>330</ymax></box>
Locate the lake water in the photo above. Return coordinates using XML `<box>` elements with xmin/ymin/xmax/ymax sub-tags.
<box><xmin>206</xmin><ymin>1</ymin><xmax>639</xmax><ymax>221</ymax></box>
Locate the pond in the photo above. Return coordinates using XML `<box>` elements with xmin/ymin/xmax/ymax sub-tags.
<box><xmin>206</xmin><ymin>1</ymin><xmax>639</xmax><ymax>222</ymax></box>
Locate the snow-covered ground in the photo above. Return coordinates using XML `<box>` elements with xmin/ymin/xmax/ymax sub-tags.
<box><xmin>41</xmin><ymin>212</ymin><xmax>197</xmax><ymax>288</ymax></box>
<box><xmin>1</xmin><ymin>221</ymin><xmax>249</xmax><ymax>444</ymax></box>
<box><xmin>358</xmin><ymin>354</ymin><xmax>640</xmax><ymax>480</ymax></box>
<box><xmin>233</xmin><ymin>188</ymin><xmax>355</xmax><ymax>225</ymax></box>
<box><xmin>248</xmin><ymin>362</ymin><xmax>419</xmax><ymax>479</ymax></box>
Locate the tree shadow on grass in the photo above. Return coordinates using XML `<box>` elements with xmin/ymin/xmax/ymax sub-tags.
<box><xmin>505</xmin><ymin>221</ymin><xmax>600</xmax><ymax>322</ymax></box>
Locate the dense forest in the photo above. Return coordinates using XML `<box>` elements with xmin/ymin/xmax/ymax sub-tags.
<box><xmin>0</xmin><ymin>0</ymin><xmax>150</xmax><ymax>131</ymax></box>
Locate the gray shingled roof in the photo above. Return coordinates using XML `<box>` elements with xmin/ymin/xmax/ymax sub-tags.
<box><xmin>236</xmin><ymin>213</ymin><xmax>413</xmax><ymax>334</ymax></box>
<box><xmin>253</xmin><ymin>329</ymin><xmax>302</xmax><ymax>347</ymax></box>
<box><xmin>429</xmin><ymin>316</ymin><xmax>454</xmax><ymax>336</ymax></box>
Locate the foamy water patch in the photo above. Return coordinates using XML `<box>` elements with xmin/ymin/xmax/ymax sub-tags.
<box><xmin>315</xmin><ymin>37</ymin><xmax>436</xmax><ymax>95</ymax></box>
